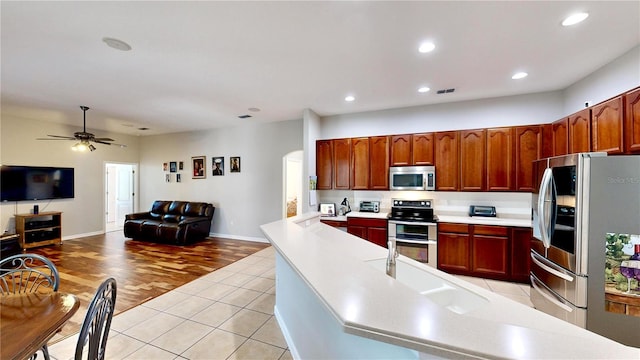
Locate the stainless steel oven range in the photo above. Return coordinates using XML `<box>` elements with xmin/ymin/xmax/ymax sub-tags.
<box><xmin>388</xmin><ymin>199</ymin><xmax>437</xmax><ymax>267</ymax></box>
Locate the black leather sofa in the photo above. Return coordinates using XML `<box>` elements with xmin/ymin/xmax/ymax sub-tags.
<box><xmin>124</xmin><ymin>200</ymin><xmax>215</xmax><ymax>244</ymax></box>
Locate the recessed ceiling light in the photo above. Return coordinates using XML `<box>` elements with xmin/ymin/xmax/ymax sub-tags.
<box><xmin>418</xmin><ymin>42</ymin><xmax>435</xmax><ymax>53</ymax></box>
<box><xmin>418</xmin><ymin>87</ymin><xmax>430</xmax><ymax>93</ymax></box>
<box><xmin>512</xmin><ymin>72</ymin><xmax>528</xmax><ymax>80</ymax></box>
<box><xmin>345</xmin><ymin>95</ymin><xmax>355</xmax><ymax>102</ymax></box>
<box><xmin>562</xmin><ymin>12</ymin><xmax>589</xmax><ymax>26</ymax></box>
<box><xmin>102</xmin><ymin>37</ymin><xmax>132</xmax><ymax>51</ymax></box>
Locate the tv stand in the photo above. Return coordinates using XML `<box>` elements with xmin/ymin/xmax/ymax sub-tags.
<box><xmin>15</xmin><ymin>212</ymin><xmax>62</xmax><ymax>250</ymax></box>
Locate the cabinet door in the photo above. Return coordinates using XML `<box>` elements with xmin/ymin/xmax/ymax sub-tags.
<box><xmin>625</xmin><ymin>88</ymin><xmax>640</xmax><ymax>153</ymax></box>
<box><xmin>471</xmin><ymin>234</ymin><xmax>509</xmax><ymax>279</ymax></box>
<box><xmin>568</xmin><ymin>109</ymin><xmax>591</xmax><ymax>153</ymax></box>
<box><xmin>333</xmin><ymin>138</ymin><xmax>351</xmax><ymax>189</ymax></box>
<box><xmin>369</xmin><ymin>136</ymin><xmax>390</xmax><ymax>189</ymax></box>
<box><xmin>316</xmin><ymin>140</ymin><xmax>333</xmax><ymax>190</ymax></box>
<box><xmin>591</xmin><ymin>96</ymin><xmax>624</xmax><ymax>154</ymax></box>
<box><xmin>347</xmin><ymin>225</ymin><xmax>367</xmax><ymax>240</ymax></box>
<box><xmin>435</xmin><ymin>131</ymin><xmax>459</xmax><ymax>191</ymax></box>
<box><xmin>515</xmin><ymin>125</ymin><xmax>543</xmax><ymax>192</ymax></box>
<box><xmin>351</xmin><ymin>137</ymin><xmax>369</xmax><ymax>190</ymax></box>
<box><xmin>511</xmin><ymin>227</ymin><xmax>532</xmax><ymax>283</ymax></box>
<box><xmin>367</xmin><ymin>227</ymin><xmax>388</xmax><ymax>248</ymax></box>
<box><xmin>460</xmin><ymin>129</ymin><xmax>486</xmax><ymax>191</ymax></box>
<box><xmin>552</xmin><ymin>118</ymin><xmax>569</xmax><ymax>156</ymax></box>
<box><xmin>412</xmin><ymin>132</ymin><xmax>435</xmax><ymax>165</ymax></box>
<box><xmin>487</xmin><ymin>127</ymin><xmax>514</xmax><ymax>191</ymax></box>
<box><xmin>390</xmin><ymin>134</ymin><xmax>412</xmax><ymax>166</ymax></box>
<box><xmin>437</xmin><ymin>232</ymin><xmax>470</xmax><ymax>272</ymax></box>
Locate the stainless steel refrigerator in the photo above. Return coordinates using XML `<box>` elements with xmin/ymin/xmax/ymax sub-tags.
<box><xmin>531</xmin><ymin>152</ymin><xmax>640</xmax><ymax>347</ymax></box>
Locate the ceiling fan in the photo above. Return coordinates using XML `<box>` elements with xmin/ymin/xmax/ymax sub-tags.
<box><xmin>37</xmin><ymin>106</ymin><xmax>126</xmax><ymax>151</ymax></box>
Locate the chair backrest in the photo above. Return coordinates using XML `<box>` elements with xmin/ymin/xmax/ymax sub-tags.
<box><xmin>0</xmin><ymin>254</ymin><xmax>59</xmax><ymax>295</ymax></box>
<box><xmin>75</xmin><ymin>277</ymin><xmax>117</xmax><ymax>360</ymax></box>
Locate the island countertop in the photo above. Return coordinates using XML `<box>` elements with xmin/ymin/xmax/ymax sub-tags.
<box><xmin>260</xmin><ymin>212</ymin><xmax>639</xmax><ymax>359</ymax></box>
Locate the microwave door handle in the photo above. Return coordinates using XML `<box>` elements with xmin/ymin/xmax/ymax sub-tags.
<box><xmin>538</xmin><ymin>168</ymin><xmax>553</xmax><ymax>248</ymax></box>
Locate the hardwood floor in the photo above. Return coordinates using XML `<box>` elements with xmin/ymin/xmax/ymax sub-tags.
<box><xmin>28</xmin><ymin>231</ymin><xmax>270</xmax><ymax>340</ymax></box>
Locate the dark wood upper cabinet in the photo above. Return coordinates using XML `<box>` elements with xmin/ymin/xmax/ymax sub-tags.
<box><xmin>351</xmin><ymin>137</ymin><xmax>369</xmax><ymax>190</ymax></box>
<box><xmin>369</xmin><ymin>136</ymin><xmax>390</xmax><ymax>189</ymax></box>
<box><xmin>625</xmin><ymin>87</ymin><xmax>640</xmax><ymax>153</ymax></box>
<box><xmin>316</xmin><ymin>140</ymin><xmax>333</xmax><ymax>190</ymax></box>
<box><xmin>592</xmin><ymin>96</ymin><xmax>624</xmax><ymax>154</ymax></box>
<box><xmin>486</xmin><ymin>127</ymin><xmax>514</xmax><ymax>191</ymax></box>
<box><xmin>390</xmin><ymin>134</ymin><xmax>412</xmax><ymax>166</ymax></box>
<box><xmin>412</xmin><ymin>132</ymin><xmax>435</xmax><ymax>165</ymax></box>
<box><xmin>435</xmin><ymin>131</ymin><xmax>459</xmax><ymax>191</ymax></box>
<box><xmin>568</xmin><ymin>108</ymin><xmax>591</xmax><ymax>153</ymax></box>
<box><xmin>460</xmin><ymin>129</ymin><xmax>486</xmax><ymax>191</ymax></box>
<box><xmin>515</xmin><ymin>125</ymin><xmax>544</xmax><ymax>192</ymax></box>
<box><xmin>552</xmin><ymin>118</ymin><xmax>569</xmax><ymax>156</ymax></box>
<box><xmin>333</xmin><ymin>138</ymin><xmax>351</xmax><ymax>190</ymax></box>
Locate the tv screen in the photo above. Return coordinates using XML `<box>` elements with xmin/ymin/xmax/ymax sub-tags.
<box><xmin>1</xmin><ymin>165</ymin><xmax>75</xmax><ymax>201</ymax></box>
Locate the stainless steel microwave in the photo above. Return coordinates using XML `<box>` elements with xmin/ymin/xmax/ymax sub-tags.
<box><xmin>389</xmin><ymin>166</ymin><xmax>435</xmax><ymax>191</ymax></box>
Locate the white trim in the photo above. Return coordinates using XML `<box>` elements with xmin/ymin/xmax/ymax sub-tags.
<box><xmin>209</xmin><ymin>232</ymin><xmax>269</xmax><ymax>243</ymax></box>
<box><xmin>274</xmin><ymin>306</ymin><xmax>300</xmax><ymax>360</ymax></box>
<box><xmin>63</xmin><ymin>230</ymin><xmax>103</xmax><ymax>241</ymax></box>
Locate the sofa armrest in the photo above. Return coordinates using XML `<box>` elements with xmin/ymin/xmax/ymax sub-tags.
<box><xmin>125</xmin><ymin>211</ymin><xmax>152</xmax><ymax>220</ymax></box>
<box><xmin>178</xmin><ymin>217</ymin><xmax>209</xmax><ymax>226</ymax></box>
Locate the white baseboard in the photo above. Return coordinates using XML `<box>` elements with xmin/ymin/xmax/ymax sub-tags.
<box><xmin>274</xmin><ymin>306</ymin><xmax>299</xmax><ymax>360</ymax></box>
<box><xmin>63</xmin><ymin>230</ymin><xmax>103</xmax><ymax>241</ymax></box>
<box><xmin>209</xmin><ymin>232</ymin><xmax>269</xmax><ymax>243</ymax></box>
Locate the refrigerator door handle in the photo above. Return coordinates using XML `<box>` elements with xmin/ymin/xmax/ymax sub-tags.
<box><xmin>530</xmin><ymin>274</ymin><xmax>574</xmax><ymax>313</ymax></box>
<box><xmin>537</xmin><ymin>168</ymin><xmax>553</xmax><ymax>248</ymax></box>
<box><xmin>531</xmin><ymin>251</ymin><xmax>573</xmax><ymax>282</ymax></box>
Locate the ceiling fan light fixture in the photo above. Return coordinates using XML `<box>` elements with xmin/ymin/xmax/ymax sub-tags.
<box><xmin>72</xmin><ymin>141</ymin><xmax>89</xmax><ymax>152</ymax></box>
<box><xmin>88</xmin><ymin>144</ymin><xmax>97</xmax><ymax>152</ymax></box>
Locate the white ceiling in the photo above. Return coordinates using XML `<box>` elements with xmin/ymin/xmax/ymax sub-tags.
<box><xmin>2</xmin><ymin>1</ymin><xmax>639</xmax><ymax>137</ymax></box>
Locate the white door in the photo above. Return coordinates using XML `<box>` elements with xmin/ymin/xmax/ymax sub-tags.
<box><xmin>105</xmin><ymin>163</ymin><xmax>135</xmax><ymax>232</ymax></box>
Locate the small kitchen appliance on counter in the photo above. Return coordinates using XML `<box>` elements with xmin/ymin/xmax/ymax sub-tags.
<box><xmin>340</xmin><ymin>198</ymin><xmax>351</xmax><ymax>215</ymax></box>
<box><xmin>388</xmin><ymin>199</ymin><xmax>438</xmax><ymax>267</ymax></box>
<box><xmin>469</xmin><ymin>205</ymin><xmax>496</xmax><ymax>217</ymax></box>
<box><xmin>359</xmin><ymin>201</ymin><xmax>380</xmax><ymax>213</ymax></box>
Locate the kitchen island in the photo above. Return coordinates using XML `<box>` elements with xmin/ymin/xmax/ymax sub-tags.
<box><xmin>260</xmin><ymin>212</ymin><xmax>639</xmax><ymax>359</ymax></box>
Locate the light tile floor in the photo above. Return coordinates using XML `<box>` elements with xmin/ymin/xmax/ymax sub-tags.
<box><xmin>49</xmin><ymin>246</ymin><xmax>532</xmax><ymax>359</ymax></box>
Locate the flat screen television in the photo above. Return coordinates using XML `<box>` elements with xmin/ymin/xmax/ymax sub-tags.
<box><xmin>1</xmin><ymin>165</ymin><xmax>75</xmax><ymax>201</ymax></box>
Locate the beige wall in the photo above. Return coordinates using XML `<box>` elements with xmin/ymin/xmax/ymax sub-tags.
<box><xmin>0</xmin><ymin>115</ymin><xmax>140</xmax><ymax>237</ymax></box>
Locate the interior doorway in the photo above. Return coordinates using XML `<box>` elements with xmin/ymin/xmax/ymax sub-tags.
<box><xmin>283</xmin><ymin>151</ymin><xmax>303</xmax><ymax>218</ymax></box>
<box><xmin>105</xmin><ymin>162</ymin><xmax>137</xmax><ymax>232</ymax></box>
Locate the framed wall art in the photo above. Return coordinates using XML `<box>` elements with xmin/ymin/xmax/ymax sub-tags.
<box><xmin>176</xmin><ymin>173</ymin><xmax>182</xmax><ymax>182</ymax></box>
<box><xmin>212</xmin><ymin>156</ymin><xmax>224</xmax><ymax>176</ymax></box>
<box><xmin>192</xmin><ymin>156</ymin><xmax>206</xmax><ymax>179</ymax></box>
<box><xmin>179</xmin><ymin>161</ymin><xmax>184</xmax><ymax>170</ymax></box>
<box><xmin>230</xmin><ymin>156</ymin><xmax>241</xmax><ymax>173</ymax></box>
<box><xmin>170</xmin><ymin>161</ymin><xmax>177</xmax><ymax>173</ymax></box>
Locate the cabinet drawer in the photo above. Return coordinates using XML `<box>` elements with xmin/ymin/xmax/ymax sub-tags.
<box><xmin>347</xmin><ymin>217</ymin><xmax>387</xmax><ymax>228</ymax></box>
<box><xmin>438</xmin><ymin>223</ymin><xmax>469</xmax><ymax>234</ymax></box>
<box><xmin>321</xmin><ymin>220</ymin><xmax>347</xmax><ymax>228</ymax></box>
<box><xmin>474</xmin><ymin>225</ymin><xmax>508</xmax><ymax>236</ymax></box>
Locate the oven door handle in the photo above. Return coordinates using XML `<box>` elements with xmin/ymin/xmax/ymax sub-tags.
<box><xmin>391</xmin><ymin>237</ymin><xmax>437</xmax><ymax>245</ymax></box>
<box><xmin>530</xmin><ymin>251</ymin><xmax>573</xmax><ymax>282</ymax></box>
<box><xmin>388</xmin><ymin>220</ymin><xmax>437</xmax><ymax>226</ymax></box>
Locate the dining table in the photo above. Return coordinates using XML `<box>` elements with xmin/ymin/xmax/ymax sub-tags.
<box><xmin>0</xmin><ymin>292</ymin><xmax>80</xmax><ymax>360</ymax></box>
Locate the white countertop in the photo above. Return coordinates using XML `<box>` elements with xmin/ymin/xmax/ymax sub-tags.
<box><xmin>437</xmin><ymin>214</ymin><xmax>532</xmax><ymax>228</ymax></box>
<box><xmin>260</xmin><ymin>213</ymin><xmax>638</xmax><ymax>359</ymax></box>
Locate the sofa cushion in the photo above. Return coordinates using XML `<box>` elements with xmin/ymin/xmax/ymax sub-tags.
<box><xmin>162</xmin><ymin>214</ymin><xmax>180</xmax><ymax>223</ymax></box>
<box><xmin>150</xmin><ymin>201</ymin><xmax>171</xmax><ymax>219</ymax></box>
<box><xmin>168</xmin><ymin>201</ymin><xmax>188</xmax><ymax>215</ymax></box>
<box><xmin>184</xmin><ymin>202</ymin><xmax>209</xmax><ymax>217</ymax></box>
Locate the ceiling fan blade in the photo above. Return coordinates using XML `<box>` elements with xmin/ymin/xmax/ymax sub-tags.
<box><xmin>93</xmin><ymin>140</ymin><xmax>126</xmax><ymax>148</ymax></box>
<box><xmin>36</xmin><ymin>138</ymin><xmax>75</xmax><ymax>141</ymax></box>
<box><xmin>45</xmin><ymin>135</ymin><xmax>77</xmax><ymax>139</ymax></box>
<box><xmin>93</xmin><ymin>137</ymin><xmax>115</xmax><ymax>142</ymax></box>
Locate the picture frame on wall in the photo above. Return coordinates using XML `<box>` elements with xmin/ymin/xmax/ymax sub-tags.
<box><xmin>212</xmin><ymin>156</ymin><xmax>224</xmax><ymax>176</ymax></box>
<box><xmin>179</xmin><ymin>161</ymin><xmax>184</xmax><ymax>170</ymax></box>
<box><xmin>192</xmin><ymin>156</ymin><xmax>206</xmax><ymax>179</ymax></box>
<box><xmin>170</xmin><ymin>161</ymin><xmax>177</xmax><ymax>173</ymax></box>
<box><xmin>163</xmin><ymin>162</ymin><xmax>168</xmax><ymax>171</ymax></box>
<box><xmin>166</xmin><ymin>174</ymin><xmax>171</xmax><ymax>182</ymax></box>
<box><xmin>176</xmin><ymin>173</ymin><xmax>181</xmax><ymax>182</ymax></box>
<box><xmin>230</xmin><ymin>156</ymin><xmax>241</xmax><ymax>173</ymax></box>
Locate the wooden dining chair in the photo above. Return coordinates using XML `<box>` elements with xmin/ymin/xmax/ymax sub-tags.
<box><xmin>75</xmin><ymin>277</ymin><xmax>117</xmax><ymax>360</ymax></box>
<box><xmin>0</xmin><ymin>253</ymin><xmax>60</xmax><ymax>359</ymax></box>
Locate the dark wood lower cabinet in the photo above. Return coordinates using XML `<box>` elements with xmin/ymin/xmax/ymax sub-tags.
<box><xmin>438</xmin><ymin>223</ymin><xmax>530</xmax><ymax>283</ymax></box>
<box><xmin>347</xmin><ymin>217</ymin><xmax>388</xmax><ymax>248</ymax></box>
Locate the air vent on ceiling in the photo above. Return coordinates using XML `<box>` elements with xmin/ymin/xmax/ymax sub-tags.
<box><xmin>138</xmin><ymin>127</ymin><xmax>149</xmax><ymax>131</ymax></box>
<box><xmin>436</xmin><ymin>88</ymin><xmax>456</xmax><ymax>94</ymax></box>
<box><xmin>238</xmin><ymin>114</ymin><xmax>252</xmax><ymax>119</ymax></box>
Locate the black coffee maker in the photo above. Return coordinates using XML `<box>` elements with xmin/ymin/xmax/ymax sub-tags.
<box><xmin>340</xmin><ymin>198</ymin><xmax>351</xmax><ymax>215</ymax></box>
